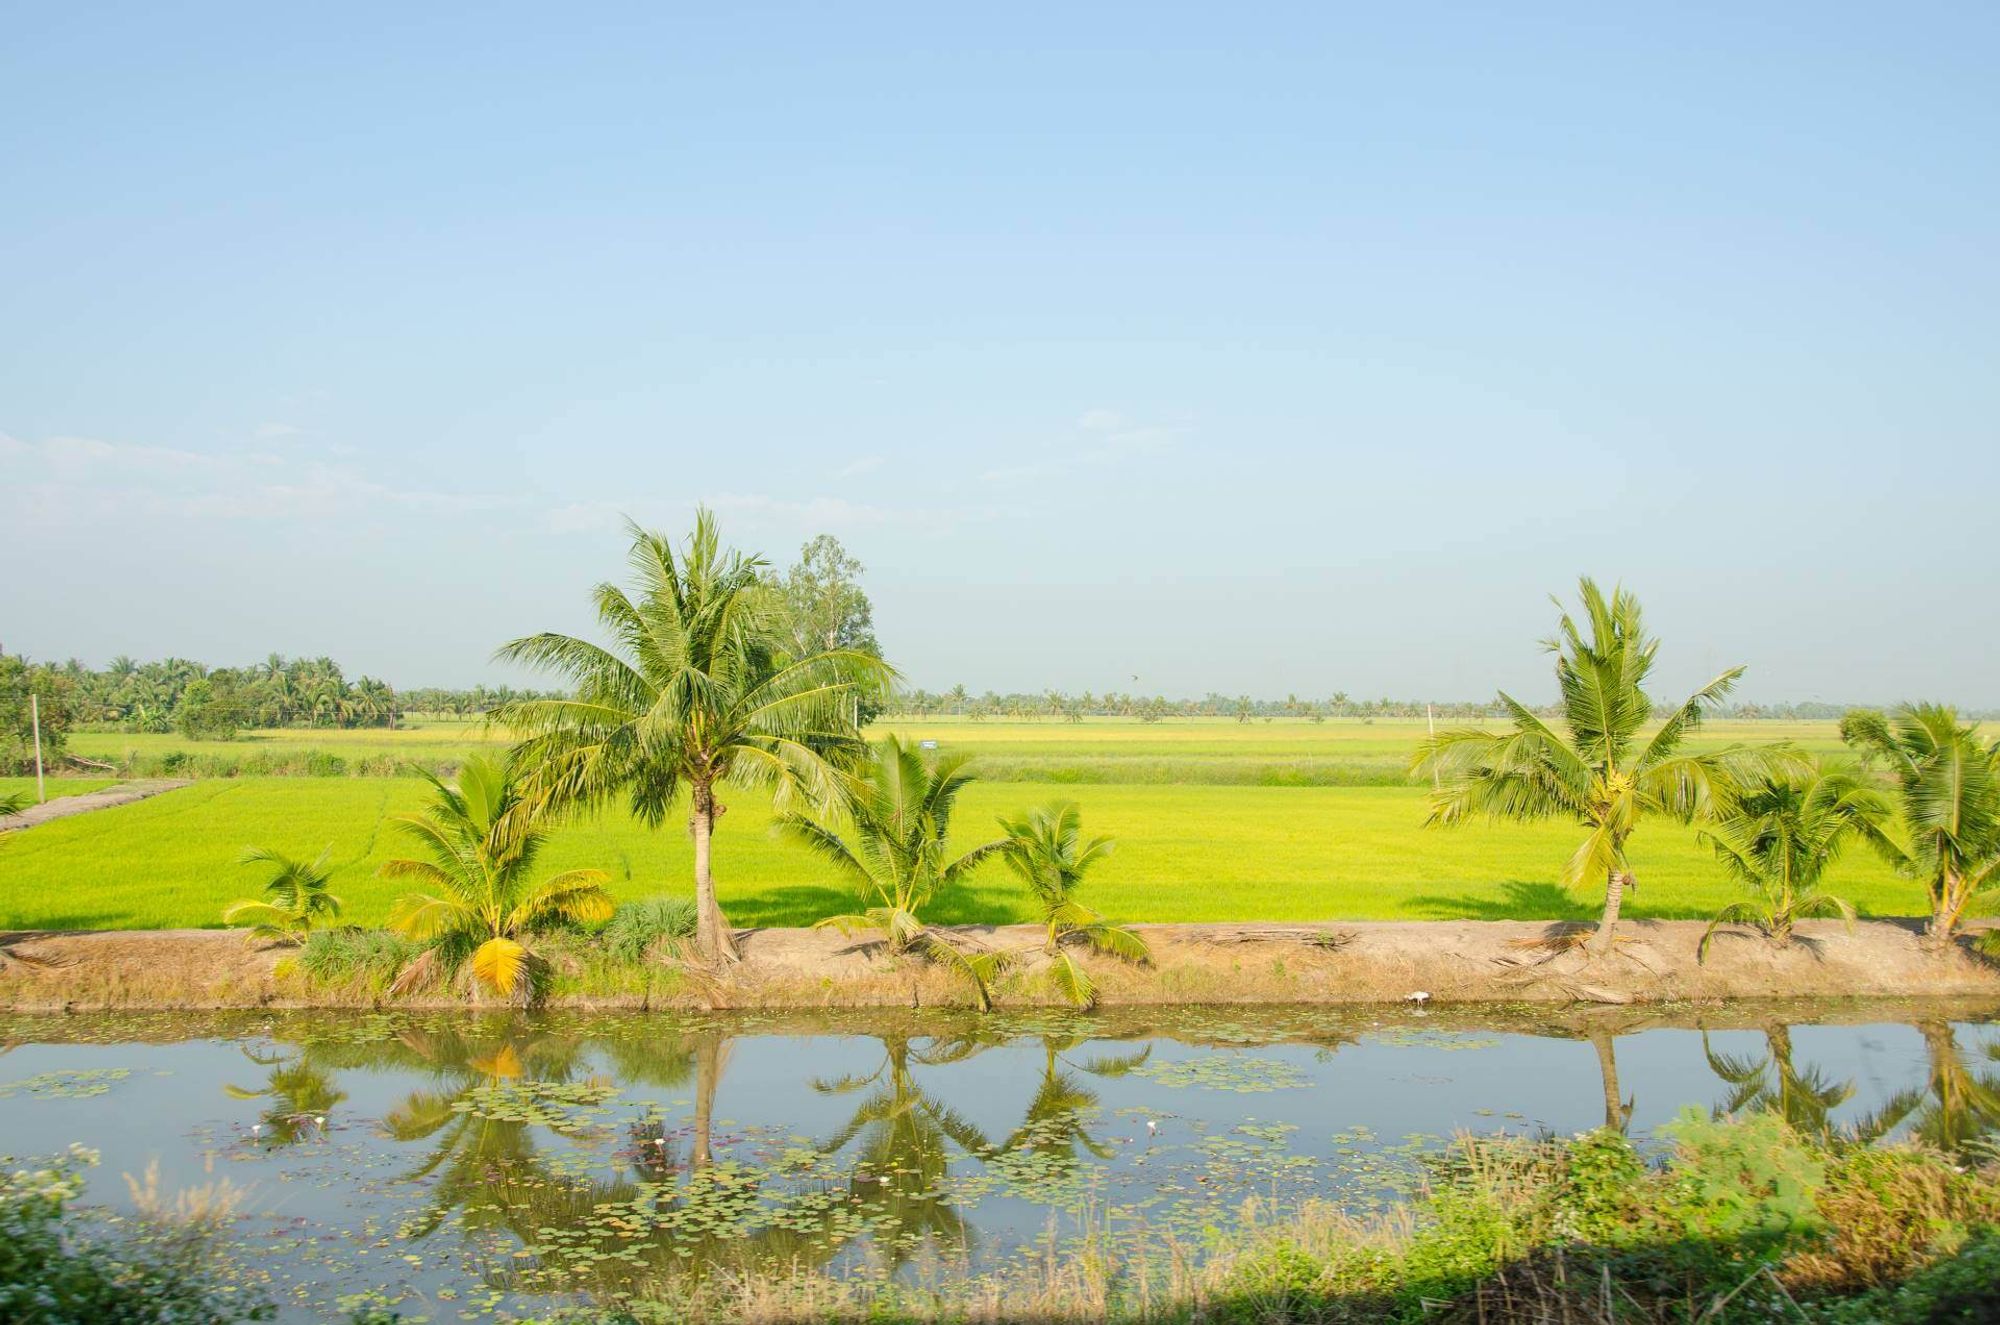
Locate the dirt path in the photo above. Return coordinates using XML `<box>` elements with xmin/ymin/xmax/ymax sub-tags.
<box><xmin>5</xmin><ymin>917</ymin><xmax>1997</xmax><ymax>1011</ymax></box>
<box><xmin>0</xmin><ymin>780</ymin><xmax>193</xmax><ymax>831</ymax></box>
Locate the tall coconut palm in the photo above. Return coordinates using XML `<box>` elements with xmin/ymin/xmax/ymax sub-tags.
<box><xmin>1840</xmin><ymin>704</ymin><xmax>2000</xmax><ymax>946</ymax></box>
<box><xmin>1697</xmin><ymin>764</ymin><xmax>1895</xmax><ymax>960</ymax></box>
<box><xmin>1413</xmin><ymin>578</ymin><xmax>1768</xmax><ymax>956</ymax></box>
<box><xmin>381</xmin><ymin>755</ymin><xmax>615</xmax><ymax>1002</ymax></box>
<box><xmin>996</xmin><ymin>801</ymin><xmax>1150</xmax><ymax>1009</ymax></box>
<box><xmin>779</xmin><ymin>735</ymin><xmax>1009</xmax><ymax>1009</ymax></box>
<box><xmin>220</xmin><ymin>846</ymin><xmax>342</xmax><ymax>944</ymax></box>
<box><xmin>495</xmin><ymin>512</ymin><xmax>891</xmax><ymax>961</ymax></box>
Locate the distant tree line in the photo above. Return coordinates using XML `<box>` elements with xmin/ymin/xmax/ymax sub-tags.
<box><xmin>879</xmin><ymin>689</ymin><xmax>1936</xmax><ymax>724</ymax></box>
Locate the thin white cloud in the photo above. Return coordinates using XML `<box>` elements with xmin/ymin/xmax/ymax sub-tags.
<box><xmin>979</xmin><ymin>409</ymin><xmax>1181</xmax><ymax>485</ymax></box>
<box><xmin>833</xmin><ymin>454</ymin><xmax>886</xmax><ymax>479</ymax></box>
<box><xmin>255</xmin><ymin>422</ymin><xmax>304</xmax><ymax>439</ymax></box>
<box><xmin>0</xmin><ymin>430</ymin><xmax>514</xmax><ymax>525</ymax></box>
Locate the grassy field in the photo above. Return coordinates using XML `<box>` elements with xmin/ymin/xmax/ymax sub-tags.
<box><xmin>64</xmin><ymin>716</ymin><xmax>1895</xmax><ymax>786</ymax></box>
<box><xmin>0</xmin><ymin>774</ymin><xmax>1923</xmax><ymax>932</ymax></box>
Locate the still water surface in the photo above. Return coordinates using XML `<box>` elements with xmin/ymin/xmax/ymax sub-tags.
<box><xmin>2</xmin><ymin>1003</ymin><xmax>1997</xmax><ymax>1321</ymax></box>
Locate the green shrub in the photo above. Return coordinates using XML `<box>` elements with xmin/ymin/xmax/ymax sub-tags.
<box><xmin>600</xmin><ymin>897</ymin><xmax>698</xmax><ymax>963</ymax></box>
<box><xmin>1812</xmin><ymin>1228</ymin><xmax>2000</xmax><ymax>1323</ymax></box>
<box><xmin>297</xmin><ymin>928</ymin><xmax>418</xmax><ymax>991</ymax></box>
<box><xmin>1660</xmin><ymin>1107</ymin><xmax>1824</xmax><ymax>1243</ymax></box>
<box><xmin>0</xmin><ymin>1146</ymin><xmax>270</xmax><ymax>1324</ymax></box>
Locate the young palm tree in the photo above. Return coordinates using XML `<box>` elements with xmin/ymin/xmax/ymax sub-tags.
<box><xmin>381</xmin><ymin>755</ymin><xmax>615</xmax><ymax>1003</ymax></box>
<box><xmin>495</xmin><ymin>511</ymin><xmax>891</xmax><ymax>961</ymax></box>
<box><xmin>1414</xmin><ymin>578</ymin><xmax>1768</xmax><ymax>956</ymax></box>
<box><xmin>779</xmin><ymin>735</ymin><xmax>1009</xmax><ymax>1009</ymax></box>
<box><xmin>995</xmin><ymin>801</ymin><xmax>1150</xmax><ymax>1009</ymax></box>
<box><xmin>1840</xmin><ymin>704</ymin><xmax>2000</xmax><ymax>946</ymax></box>
<box><xmin>1697</xmin><ymin>765</ymin><xmax>1894</xmax><ymax>960</ymax></box>
<box><xmin>220</xmin><ymin>846</ymin><xmax>342</xmax><ymax>943</ymax></box>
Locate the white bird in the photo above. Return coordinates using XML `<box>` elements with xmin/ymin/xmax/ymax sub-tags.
<box><xmin>251</xmin><ymin>1124</ymin><xmax>262</xmax><ymax>1138</ymax></box>
<box><xmin>1145</xmin><ymin>1119</ymin><xmax>1159</xmax><ymax>1135</ymax></box>
<box><xmin>316</xmin><ymin>1116</ymin><xmax>327</xmax><ymax>1128</ymax></box>
<box><xmin>1405</xmin><ymin>991</ymin><xmax>1432</xmax><ymax>1005</ymax></box>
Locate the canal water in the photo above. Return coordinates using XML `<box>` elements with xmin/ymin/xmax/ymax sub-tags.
<box><xmin>3</xmin><ymin>1002</ymin><xmax>1995</xmax><ymax>1321</ymax></box>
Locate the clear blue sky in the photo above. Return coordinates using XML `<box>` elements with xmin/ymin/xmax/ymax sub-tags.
<box><xmin>3</xmin><ymin>3</ymin><xmax>1996</xmax><ymax>704</ymax></box>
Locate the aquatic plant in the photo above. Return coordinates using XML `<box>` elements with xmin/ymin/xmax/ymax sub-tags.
<box><xmin>380</xmin><ymin>755</ymin><xmax>614</xmax><ymax>1003</ymax></box>
<box><xmin>220</xmin><ymin>845</ymin><xmax>342</xmax><ymax>943</ymax></box>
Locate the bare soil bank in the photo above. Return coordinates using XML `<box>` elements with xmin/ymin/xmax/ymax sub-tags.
<box><xmin>0</xmin><ymin>779</ymin><xmax>191</xmax><ymax>830</ymax></box>
<box><xmin>3</xmin><ymin>917</ymin><xmax>1997</xmax><ymax>1011</ymax></box>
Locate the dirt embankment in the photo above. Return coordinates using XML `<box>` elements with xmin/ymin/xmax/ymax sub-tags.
<box><xmin>0</xmin><ymin>780</ymin><xmax>192</xmax><ymax>830</ymax></box>
<box><xmin>3</xmin><ymin>917</ymin><xmax>1997</xmax><ymax>1011</ymax></box>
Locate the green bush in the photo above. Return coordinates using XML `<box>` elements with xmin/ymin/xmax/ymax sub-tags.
<box><xmin>600</xmin><ymin>897</ymin><xmax>698</xmax><ymax>963</ymax></box>
<box><xmin>297</xmin><ymin>928</ymin><xmax>419</xmax><ymax>991</ymax></box>
<box><xmin>1813</xmin><ymin>1228</ymin><xmax>2000</xmax><ymax>1323</ymax></box>
<box><xmin>0</xmin><ymin>1146</ymin><xmax>270</xmax><ymax>1324</ymax></box>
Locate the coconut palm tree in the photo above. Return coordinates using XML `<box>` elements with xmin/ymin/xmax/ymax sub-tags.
<box><xmin>779</xmin><ymin>735</ymin><xmax>1010</xmax><ymax>1009</ymax></box>
<box><xmin>1840</xmin><ymin>704</ymin><xmax>2000</xmax><ymax>946</ymax></box>
<box><xmin>1697</xmin><ymin>765</ymin><xmax>1895</xmax><ymax>960</ymax></box>
<box><xmin>495</xmin><ymin>512</ymin><xmax>891</xmax><ymax>961</ymax></box>
<box><xmin>995</xmin><ymin>801</ymin><xmax>1150</xmax><ymax>1008</ymax></box>
<box><xmin>220</xmin><ymin>846</ymin><xmax>342</xmax><ymax>943</ymax></box>
<box><xmin>1414</xmin><ymin>578</ymin><xmax>1770</xmax><ymax>956</ymax></box>
<box><xmin>381</xmin><ymin>755</ymin><xmax>615</xmax><ymax>1002</ymax></box>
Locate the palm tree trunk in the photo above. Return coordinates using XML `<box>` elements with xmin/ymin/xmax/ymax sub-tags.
<box><xmin>1925</xmin><ymin>872</ymin><xmax>1966</xmax><ymax>949</ymax></box>
<box><xmin>690</xmin><ymin>780</ymin><xmax>740</xmax><ymax>962</ymax></box>
<box><xmin>1588</xmin><ymin>868</ymin><xmax>1628</xmax><ymax>956</ymax></box>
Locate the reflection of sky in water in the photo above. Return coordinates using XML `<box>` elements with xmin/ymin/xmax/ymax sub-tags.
<box><xmin>1</xmin><ymin>1008</ymin><xmax>1994</xmax><ymax>1323</ymax></box>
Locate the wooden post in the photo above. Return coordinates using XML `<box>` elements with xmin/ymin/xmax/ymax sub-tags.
<box><xmin>31</xmin><ymin>692</ymin><xmax>46</xmax><ymax>803</ymax></box>
<box><xmin>1426</xmin><ymin>703</ymin><xmax>1438</xmax><ymax>789</ymax></box>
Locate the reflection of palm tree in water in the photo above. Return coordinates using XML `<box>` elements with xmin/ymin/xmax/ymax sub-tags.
<box><xmin>1851</xmin><ymin>1021</ymin><xmax>2000</xmax><ymax>1154</ymax></box>
<box><xmin>379</xmin><ymin>1019</ymin><xmax>619</xmax><ymax>1238</ymax></box>
<box><xmin>1701</xmin><ymin>1023</ymin><xmax>1854</xmax><ymax>1139</ymax></box>
<box><xmin>994</xmin><ymin>1032</ymin><xmax>1152</xmax><ymax>1172</ymax></box>
<box><xmin>225</xmin><ymin>1045</ymin><xmax>347</xmax><ymax>1144</ymax></box>
<box><xmin>811</xmin><ymin>1032</ymin><xmax>997</xmax><ymax>1268</ymax></box>
<box><xmin>1589</xmin><ymin>1029</ymin><xmax>1634</xmax><ymax>1133</ymax></box>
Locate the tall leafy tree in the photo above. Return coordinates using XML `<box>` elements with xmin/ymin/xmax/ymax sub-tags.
<box><xmin>1840</xmin><ymin>704</ymin><xmax>2000</xmax><ymax>946</ymax></box>
<box><xmin>495</xmin><ymin>512</ymin><xmax>891</xmax><ymax>960</ymax></box>
<box><xmin>1413</xmin><ymin>578</ymin><xmax>1765</xmax><ymax>955</ymax></box>
<box><xmin>769</xmin><ymin>534</ymin><xmax>886</xmax><ymax>723</ymax></box>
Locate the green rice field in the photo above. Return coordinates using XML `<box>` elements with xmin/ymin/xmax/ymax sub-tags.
<box><xmin>0</xmin><ymin>761</ymin><xmax>1922</xmax><ymax>932</ymax></box>
<box><xmin>65</xmin><ymin>716</ymin><xmax>1894</xmax><ymax>785</ymax></box>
